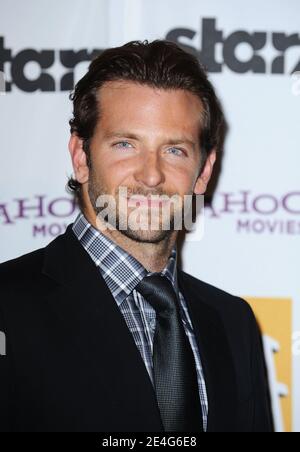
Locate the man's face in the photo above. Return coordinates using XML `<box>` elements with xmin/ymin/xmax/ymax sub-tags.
<box><xmin>72</xmin><ymin>80</ymin><xmax>215</xmax><ymax>243</ymax></box>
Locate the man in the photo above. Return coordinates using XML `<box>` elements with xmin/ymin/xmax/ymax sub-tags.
<box><xmin>0</xmin><ymin>40</ymin><xmax>272</xmax><ymax>432</ymax></box>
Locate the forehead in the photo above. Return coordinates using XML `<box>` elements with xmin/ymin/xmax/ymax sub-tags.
<box><xmin>96</xmin><ymin>80</ymin><xmax>203</xmax><ymax>137</ymax></box>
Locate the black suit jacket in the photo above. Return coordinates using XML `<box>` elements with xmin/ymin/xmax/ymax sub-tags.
<box><xmin>0</xmin><ymin>224</ymin><xmax>273</xmax><ymax>432</ymax></box>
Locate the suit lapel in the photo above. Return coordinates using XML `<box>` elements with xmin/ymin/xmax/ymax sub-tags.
<box><xmin>177</xmin><ymin>269</ymin><xmax>238</xmax><ymax>432</ymax></box>
<box><xmin>42</xmin><ymin>225</ymin><xmax>164</xmax><ymax>431</ymax></box>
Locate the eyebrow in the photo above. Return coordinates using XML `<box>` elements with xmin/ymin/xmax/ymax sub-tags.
<box><xmin>103</xmin><ymin>131</ymin><xmax>197</xmax><ymax>151</ymax></box>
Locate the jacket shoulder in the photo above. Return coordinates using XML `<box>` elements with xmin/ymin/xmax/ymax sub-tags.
<box><xmin>0</xmin><ymin>247</ymin><xmax>45</xmax><ymax>283</ymax></box>
<box><xmin>179</xmin><ymin>269</ymin><xmax>255</xmax><ymax>322</ymax></box>
<box><xmin>0</xmin><ymin>224</ymin><xmax>72</xmax><ymax>284</ymax></box>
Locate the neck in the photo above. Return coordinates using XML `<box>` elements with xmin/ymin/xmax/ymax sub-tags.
<box><xmin>82</xmin><ymin>206</ymin><xmax>178</xmax><ymax>273</ymax></box>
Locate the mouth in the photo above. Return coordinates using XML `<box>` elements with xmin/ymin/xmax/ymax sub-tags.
<box><xmin>126</xmin><ymin>196</ymin><xmax>170</xmax><ymax>208</ymax></box>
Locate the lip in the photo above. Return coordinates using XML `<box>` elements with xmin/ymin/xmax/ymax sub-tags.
<box><xmin>126</xmin><ymin>197</ymin><xmax>170</xmax><ymax>208</ymax></box>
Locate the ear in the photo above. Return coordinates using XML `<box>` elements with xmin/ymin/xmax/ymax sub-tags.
<box><xmin>68</xmin><ymin>133</ymin><xmax>90</xmax><ymax>184</ymax></box>
<box><xmin>194</xmin><ymin>149</ymin><xmax>217</xmax><ymax>195</ymax></box>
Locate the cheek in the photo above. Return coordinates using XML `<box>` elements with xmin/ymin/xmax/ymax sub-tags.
<box><xmin>95</xmin><ymin>158</ymin><xmax>135</xmax><ymax>189</ymax></box>
<box><xmin>167</xmin><ymin>166</ymin><xmax>196</xmax><ymax>193</ymax></box>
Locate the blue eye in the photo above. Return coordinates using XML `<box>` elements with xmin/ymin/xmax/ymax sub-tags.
<box><xmin>167</xmin><ymin>147</ymin><xmax>184</xmax><ymax>156</ymax></box>
<box><xmin>114</xmin><ymin>141</ymin><xmax>133</xmax><ymax>149</ymax></box>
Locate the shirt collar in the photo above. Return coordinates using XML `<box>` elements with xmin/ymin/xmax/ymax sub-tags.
<box><xmin>72</xmin><ymin>212</ymin><xmax>179</xmax><ymax>307</ymax></box>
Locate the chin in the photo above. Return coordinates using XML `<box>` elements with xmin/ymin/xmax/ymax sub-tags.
<box><xmin>119</xmin><ymin>227</ymin><xmax>172</xmax><ymax>244</ymax></box>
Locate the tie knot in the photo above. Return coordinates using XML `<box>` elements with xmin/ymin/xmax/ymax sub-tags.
<box><xmin>136</xmin><ymin>274</ymin><xmax>178</xmax><ymax>315</ymax></box>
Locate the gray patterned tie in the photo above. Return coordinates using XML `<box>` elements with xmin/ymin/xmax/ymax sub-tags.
<box><xmin>136</xmin><ymin>274</ymin><xmax>203</xmax><ymax>432</ymax></box>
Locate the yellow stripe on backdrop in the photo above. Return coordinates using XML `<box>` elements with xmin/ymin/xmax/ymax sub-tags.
<box><xmin>246</xmin><ymin>298</ymin><xmax>292</xmax><ymax>433</ymax></box>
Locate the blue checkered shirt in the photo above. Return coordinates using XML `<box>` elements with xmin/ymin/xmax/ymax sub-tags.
<box><xmin>72</xmin><ymin>212</ymin><xmax>208</xmax><ymax>431</ymax></box>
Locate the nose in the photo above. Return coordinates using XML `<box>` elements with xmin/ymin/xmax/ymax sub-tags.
<box><xmin>133</xmin><ymin>150</ymin><xmax>165</xmax><ymax>188</ymax></box>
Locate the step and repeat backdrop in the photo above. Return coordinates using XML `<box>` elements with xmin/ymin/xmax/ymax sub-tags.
<box><xmin>0</xmin><ymin>0</ymin><xmax>299</xmax><ymax>432</ymax></box>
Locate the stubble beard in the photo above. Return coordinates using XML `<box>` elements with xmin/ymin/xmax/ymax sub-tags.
<box><xmin>87</xmin><ymin>170</ymin><xmax>184</xmax><ymax>244</ymax></box>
